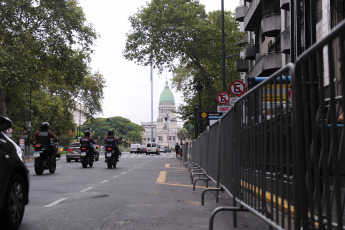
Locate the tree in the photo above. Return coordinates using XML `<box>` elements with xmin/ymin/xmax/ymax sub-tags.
<box><xmin>0</xmin><ymin>0</ymin><xmax>105</xmax><ymax>142</ymax></box>
<box><xmin>124</xmin><ymin>0</ymin><xmax>243</xmax><ymax>129</ymax></box>
<box><xmin>177</xmin><ymin>128</ymin><xmax>188</xmax><ymax>144</ymax></box>
<box><xmin>80</xmin><ymin>116</ymin><xmax>144</xmax><ymax>145</ymax></box>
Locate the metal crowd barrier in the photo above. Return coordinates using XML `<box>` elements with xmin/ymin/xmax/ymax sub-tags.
<box><xmin>185</xmin><ymin>18</ymin><xmax>345</xmax><ymax>230</ymax></box>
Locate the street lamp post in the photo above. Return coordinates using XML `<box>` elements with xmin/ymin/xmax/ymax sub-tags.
<box><xmin>194</xmin><ymin>103</ymin><xmax>199</xmax><ymax>138</ymax></box>
<box><xmin>221</xmin><ymin>0</ymin><xmax>226</xmax><ymax>91</ymax></box>
<box><xmin>150</xmin><ymin>61</ymin><xmax>154</xmax><ymax>143</ymax></box>
<box><xmin>164</xmin><ymin>114</ymin><xmax>169</xmax><ymax>148</ymax></box>
<box><xmin>196</xmin><ymin>80</ymin><xmax>203</xmax><ymax>134</ymax></box>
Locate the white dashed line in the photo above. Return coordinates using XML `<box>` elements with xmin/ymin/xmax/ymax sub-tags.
<box><xmin>121</xmin><ymin>172</ymin><xmax>126</xmax><ymax>175</ymax></box>
<box><xmin>80</xmin><ymin>187</ymin><xmax>93</xmax><ymax>192</ymax></box>
<box><xmin>100</xmin><ymin>180</ymin><xmax>108</xmax><ymax>183</ymax></box>
<box><xmin>44</xmin><ymin>198</ymin><xmax>68</xmax><ymax>207</ymax></box>
<box><xmin>113</xmin><ymin>176</ymin><xmax>118</xmax><ymax>178</ymax></box>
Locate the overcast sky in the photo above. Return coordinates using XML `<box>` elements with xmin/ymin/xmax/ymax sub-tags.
<box><xmin>78</xmin><ymin>0</ymin><xmax>238</xmax><ymax>125</ymax></box>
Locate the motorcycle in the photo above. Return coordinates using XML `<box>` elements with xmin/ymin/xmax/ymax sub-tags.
<box><xmin>33</xmin><ymin>140</ymin><xmax>60</xmax><ymax>175</ymax></box>
<box><xmin>105</xmin><ymin>145</ymin><xmax>119</xmax><ymax>169</ymax></box>
<box><xmin>80</xmin><ymin>145</ymin><xmax>94</xmax><ymax>168</ymax></box>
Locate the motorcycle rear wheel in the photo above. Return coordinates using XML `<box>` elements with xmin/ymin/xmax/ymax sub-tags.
<box><xmin>34</xmin><ymin>160</ymin><xmax>44</xmax><ymax>175</ymax></box>
<box><xmin>107</xmin><ymin>160</ymin><xmax>112</xmax><ymax>169</ymax></box>
<box><xmin>82</xmin><ymin>159</ymin><xmax>88</xmax><ymax>168</ymax></box>
<box><xmin>49</xmin><ymin>159</ymin><xmax>56</xmax><ymax>174</ymax></box>
<box><xmin>89</xmin><ymin>160</ymin><xmax>93</xmax><ymax>168</ymax></box>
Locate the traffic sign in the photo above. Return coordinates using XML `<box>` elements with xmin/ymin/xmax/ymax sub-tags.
<box><xmin>217</xmin><ymin>91</ymin><xmax>230</xmax><ymax>105</ymax></box>
<box><xmin>229</xmin><ymin>80</ymin><xmax>246</xmax><ymax>96</ymax></box>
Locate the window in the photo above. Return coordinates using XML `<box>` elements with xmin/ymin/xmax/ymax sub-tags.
<box><xmin>159</xmin><ymin>136</ymin><xmax>163</xmax><ymax>141</ymax></box>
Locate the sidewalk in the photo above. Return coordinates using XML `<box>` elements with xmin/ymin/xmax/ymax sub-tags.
<box><xmin>158</xmin><ymin>158</ymin><xmax>268</xmax><ymax>230</ymax></box>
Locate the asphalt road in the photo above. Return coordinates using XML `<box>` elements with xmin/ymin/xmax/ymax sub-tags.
<box><xmin>19</xmin><ymin>152</ymin><xmax>267</xmax><ymax>230</ymax></box>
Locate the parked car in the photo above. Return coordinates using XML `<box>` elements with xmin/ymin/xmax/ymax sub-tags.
<box><xmin>130</xmin><ymin>143</ymin><xmax>140</xmax><ymax>154</ymax></box>
<box><xmin>66</xmin><ymin>142</ymin><xmax>99</xmax><ymax>162</ymax></box>
<box><xmin>164</xmin><ymin>146</ymin><xmax>171</xmax><ymax>153</ymax></box>
<box><xmin>146</xmin><ymin>142</ymin><xmax>159</xmax><ymax>155</ymax></box>
<box><xmin>0</xmin><ymin>116</ymin><xmax>30</xmax><ymax>229</ymax></box>
<box><xmin>136</xmin><ymin>145</ymin><xmax>147</xmax><ymax>154</ymax></box>
<box><xmin>159</xmin><ymin>145</ymin><xmax>166</xmax><ymax>153</ymax></box>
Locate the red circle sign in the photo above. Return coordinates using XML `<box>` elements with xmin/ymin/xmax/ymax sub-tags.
<box><xmin>229</xmin><ymin>80</ymin><xmax>246</xmax><ymax>96</ymax></box>
<box><xmin>217</xmin><ymin>91</ymin><xmax>230</xmax><ymax>105</ymax></box>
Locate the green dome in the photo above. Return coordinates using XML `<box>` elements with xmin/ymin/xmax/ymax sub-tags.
<box><xmin>159</xmin><ymin>81</ymin><xmax>175</xmax><ymax>104</ymax></box>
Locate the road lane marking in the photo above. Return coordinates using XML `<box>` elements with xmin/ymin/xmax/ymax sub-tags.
<box><xmin>80</xmin><ymin>187</ymin><xmax>93</xmax><ymax>192</ymax></box>
<box><xmin>156</xmin><ymin>171</ymin><xmax>166</xmax><ymax>184</ymax></box>
<box><xmin>44</xmin><ymin>198</ymin><xmax>68</xmax><ymax>207</ymax></box>
<box><xmin>121</xmin><ymin>172</ymin><xmax>126</xmax><ymax>175</ymax></box>
<box><xmin>156</xmin><ymin>171</ymin><xmax>212</xmax><ymax>189</ymax></box>
<box><xmin>101</xmin><ymin>180</ymin><xmax>108</xmax><ymax>183</ymax></box>
<box><xmin>165</xmin><ymin>164</ymin><xmax>170</xmax><ymax>168</ymax></box>
<box><xmin>113</xmin><ymin>175</ymin><xmax>118</xmax><ymax>178</ymax></box>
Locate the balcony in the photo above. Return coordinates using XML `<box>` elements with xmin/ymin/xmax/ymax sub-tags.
<box><xmin>235</xmin><ymin>5</ymin><xmax>248</xmax><ymax>22</ymax></box>
<box><xmin>244</xmin><ymin>44</ymin><xmax>256</xmax><ymax>60</ymax></box>
<box><xmin>261</xmin><ymin>14</ymin><xmax>281</xmax><ymax>37</ymax></box>
<box><xmin>244</xmin><ymin>0</ymin><xmax>262</xmax><ymax>31</ymax></box>
<box><xmin>237</xmin><ymin>33</ymin><xmax>248</xmax><ymax>45</ymax></box>
<box><xmin>281</xmin><ymin>29</ymin><xmax>290</xmax><ymax>54</ymax></box>
<box><xmin>280</xmin><ymin>0</ymin><xmax>289</xmax><ymax>11</ymax></box>
<box><xmin>246</xmin><ymin>53</ymin><xmax>282</xmax><ymax>79</ymax></box>
<box><xmin>236</xmin><ymin>60</ymin><xmax>249</xmax><ymax>72</ymax></box>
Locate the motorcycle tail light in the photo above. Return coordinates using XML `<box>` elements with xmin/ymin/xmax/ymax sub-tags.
<box><xmin>67</xmin><ymin>149</ymin><xmax>72</xmax><ymax>152</ymax></box>
<box><xmin>107</xmin><ymin>148</ymin><xmax>112</xmax><ymax>151</ymax></box>
<box><xmin>81</xmin><ymin>147</ymin><xmax>87</xmax><ymax>150</ymax></box>
<box><xmin>35</xmin><ymin>144</ymin><xmax>41</xmax><ymax>148</ymax></box>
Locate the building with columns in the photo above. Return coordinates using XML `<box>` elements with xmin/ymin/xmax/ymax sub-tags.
<box><xmin>141</xmin><ymin>81</ymin><xmax>179</xmax><ymax>148</ymax></box>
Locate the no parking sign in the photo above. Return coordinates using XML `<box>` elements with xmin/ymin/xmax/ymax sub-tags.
<box><xmin>229</xmin><ymin>80</ymin><xmax>246</xmax><ymax>97</ymax></box>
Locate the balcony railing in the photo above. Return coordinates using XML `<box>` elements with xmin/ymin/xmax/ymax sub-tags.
<box><xmin>261</xmin><ymin>14</ymin><xmax>281</xmax><ymax>37</ymax></box>
<box><xmin>235</xmin><ymin>5</ymin><xmax>248</xmax><ymax>22</ymax></box>
<box><xmin>281</xmin><ymin>29</ymin><xmax>290</xmax><ymax>53</ymax></box>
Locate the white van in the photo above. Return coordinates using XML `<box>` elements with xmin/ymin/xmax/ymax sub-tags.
<box><xmin>130</xmin><ymin>143</ymin><xmax>140</xmax><ymax>154</ymax></box>
<box><xmin>146</xmin><ymin>142</ymin><xmax>159</xmax><ymax>155</ymax></box>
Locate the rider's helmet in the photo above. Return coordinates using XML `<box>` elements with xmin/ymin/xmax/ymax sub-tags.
<box><xmin>84</xmin><ymin>130</ymin><xmax>90</xmax><ymax>137</ymax></box>
<box><xmin>108</xmin><ymin>129</ymin><xmax>114</xmax><ymax>136</ymax></box>
<box><xmin>40</xmin><ymin>122</ymin><xmax>50</xmax><ymax>131</ymax></box>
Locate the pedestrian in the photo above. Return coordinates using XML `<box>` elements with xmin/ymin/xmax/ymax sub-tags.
<box><xmin>175</xmin><ymin>143</ymin><xmax>180</xmax><ymax>158</ymax></box>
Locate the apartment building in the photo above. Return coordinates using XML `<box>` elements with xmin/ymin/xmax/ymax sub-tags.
<box><xmin>235</xmin><ymin>0</ymin><xmax>344</xmax><ymax>92</ymax></box>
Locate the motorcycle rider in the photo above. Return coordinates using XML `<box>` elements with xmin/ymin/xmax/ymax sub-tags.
<box><xmin>104</xmin><ymin>129</ymin><xmax>120</xmax><ymax>161</ymax></box>
<box><xmin>80</xmin><ymin>130</ymin><xmax>96</xmax><ymax>160</ymax></box>
<box><xmin>35</xmin><ymin>122</ymin><xmax>58</xmax><ymax>158</ymax></box>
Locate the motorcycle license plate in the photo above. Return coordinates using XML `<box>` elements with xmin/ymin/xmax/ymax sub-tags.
<box><xmin>80</xmin><ymin>152</ymin><xmax>86</xmax><ymax>157</ymax></box>
<box><xmin>33</xmin><ymin>152</ymin><xmax>41</xmax><ymax>158</ymax></box>
<box><xmin>107</xmin><ymin>153</ymin><xmax>112</xmax><ymax>157</ymax></box>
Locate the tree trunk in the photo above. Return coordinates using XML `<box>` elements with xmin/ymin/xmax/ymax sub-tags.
<box><xmin>0</xmin><ymin>89</ymin><xmax>8</xmax><ymax>116</ymax></box>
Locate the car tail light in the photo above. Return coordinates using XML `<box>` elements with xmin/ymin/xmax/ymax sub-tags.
<box><xmin>144</xmin><ymin>148</ymin><xmax>147</xmax><ymax>151</ymax></box>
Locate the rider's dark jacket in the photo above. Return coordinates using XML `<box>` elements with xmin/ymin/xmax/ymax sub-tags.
<box><xmin>104</xmin><ymin>135</ymin><xmax>119</xmax><ymax>148</ymax></box>
<box><xmin>35</xmin><ymin>131</ymin><xmax>57</xmax><ymax>147</ymax></box>
<box><xmin>80</xmin><ymin>136</ymin><xmax>96</xmax><ymax>147</ymax></box>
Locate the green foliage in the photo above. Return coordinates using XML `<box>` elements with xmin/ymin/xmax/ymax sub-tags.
<box><xmin>124</xmin><ymin>0</ymin><xmax>244</xmax><ymax>129</ymax></box>
<box><xmin>0</xmin><ymin>0</ymin><xmax>105</xmax><ymax>144</ymax></box>
<box><xmin>80</xmin><ymin>116</ymin><xmax>144</xmax><ymax>145</ymax></box>
<box><xmin>177</xmin><ymin>128</ymin><xmax>188</xmax><ymax>143</ymax></box>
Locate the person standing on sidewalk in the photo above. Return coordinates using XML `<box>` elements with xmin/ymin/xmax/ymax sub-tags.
<box><xmin>175</xmin><ymin>143</ymin><xmax>180</xmax><ymax>158</ymax></box>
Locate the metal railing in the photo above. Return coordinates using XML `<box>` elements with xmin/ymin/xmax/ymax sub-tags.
<box><xmin>186</xmin><ymin>18</ymin><xmax>345</xmax><ymax>230</ymax></box>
